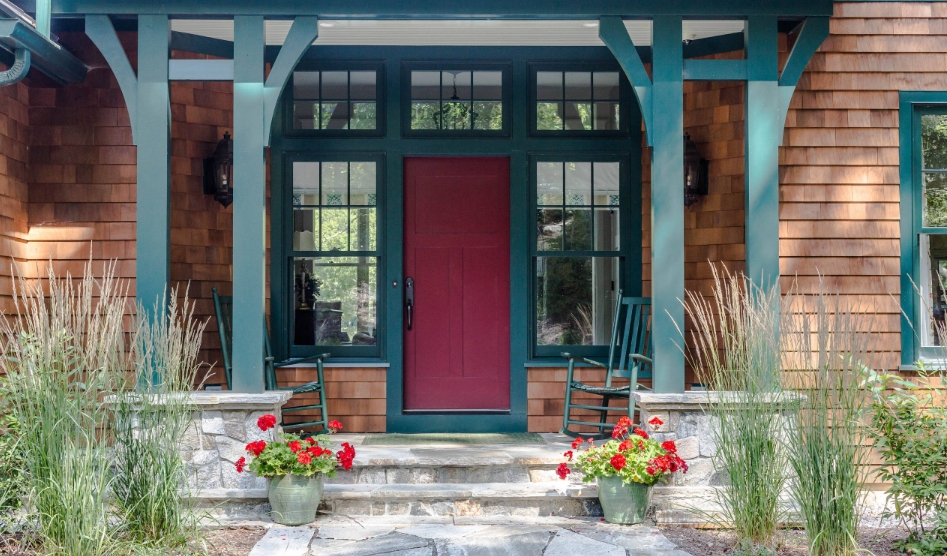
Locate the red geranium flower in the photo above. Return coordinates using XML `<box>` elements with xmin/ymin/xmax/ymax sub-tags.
<box><xmin>235</xmin><ymin>456</ymin><xmax>246</xmax><ymax>473</ymax></box>
<box><xmin>563</xmin><ymin>450</ymin><xmax>574</xmax><ymax>461</ymax></box>
<box><xmin>297</xmin><ymin>451</ymin><xmax>312</xmax><ymax>465</ymax></box>
<box><xmin>571</xmin><ymin>438</ymin><xmax>583</xmax><ymax>450</ymax></box>
<box><xmin>648</xmin><ymin>416</ymin><xmax>664</xmax><ymax>427</ymax></box>
<box><xmin>619</xmin><ymin>439</ymin><xmax>634</xmax><ymax>452</ymax></box>
<box><xmin>661</xmin><ymin>440</ymin><xmax>677</xmax><ymax>453</ymax></box>
<box><xmin>308</xmin><ymin>446</ymin><xmax>325</xmax><ymax>457</ymax></box>
<box><xmin>336</xmin><ymin>442</ymin><xmax>356</xmax><ymax>470</ymax></box>
<box><xmin>646</xmin><ymin>466</ymin><xmax>656</xmax><ymax>475</ymax></box>
<box><xmin>328</xmin><ymin>420</ymin><xmax>343</xmax><ymax>433</ymax></box>
<box><xmin>617</xmin><ymin>416</ymin><xmax>633</xmax><ymax>428</ymax></box>
<box><xmin>610</xmin><ymin>454</ymin><xmax>626</xmax><ymax>471</ymax></box>
<box><xmin>306</xmin><ymin>437</ymin><xmax>316</xmax><ymax>445</ymax></box>
<box><xmin>257</xmin><ymin>414</ymin><xmax>277</xmax><ymax>431</ymax></box>
<box><xmin>245</xmin><ymin>440</ymin><xmax>266</xmax><ymax>456</ymax></box>
<box><xmin>612</xmin><ymin>424</ymin><xmax>627</xmax><ymax>438</ymax></box>
<box><xmin>633</xmin><ymin>427</ymin><xmax>649</xmax><ymax>439</ymax></box>
<box><xmin>556</xmin><ymin>462</ymin><xmax>571</xmax><ymax>480</ymax></box>
<box><xmin>288</xmin><ymin>440</ymin><xmax>302</xmax><ymax>453</ymax></box>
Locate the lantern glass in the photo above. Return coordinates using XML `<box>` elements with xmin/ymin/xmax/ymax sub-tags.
<box><xmin>209</xmin><ymin>132</ymin><xmax>234</xmax><ymax>207</ymax></box>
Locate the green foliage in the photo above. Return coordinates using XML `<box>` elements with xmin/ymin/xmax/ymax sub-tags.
<box><xmin>0</xmin><ymin>409</ymin><xmax>24</xmax><ymax>514</ymax></box>
<box><xmin>863</xmin><ymin>364</ymin><xmax>947</xmax><ymax>555</ymax></box>
<box><xmin>245</xmin><ymin>432</ymin><xmax>345</xmax><ymax>478</ymax></box>
<box><xmin>781</xmin><ymin>287</ymin><xmax>873</xmax><ymax>556</ymax></box>
<box><xmin>571</xmin><ymin>432</ymin><xmax>683</xmax><ymax>486</ymax></box>
<box><xmin>683</xmin><ymin>266</ymin><xmax>787</xmax><ymax>549</ymax></box>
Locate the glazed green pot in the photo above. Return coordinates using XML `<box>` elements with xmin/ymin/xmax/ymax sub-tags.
<box><xmin>267</xmin><ymin>474</ymin><xmax>324</xmax><ymax>525</ymax></box>
<box><xmin>597</xmin><ymin>475</ymin><xmax>652</xmax><ymax>524</ymax></box>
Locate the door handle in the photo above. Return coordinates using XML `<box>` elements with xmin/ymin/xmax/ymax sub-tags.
<box><xmin>405</xmin><ymin>277</ymin><xmax>415</xmax><ymax>330</ymax></box>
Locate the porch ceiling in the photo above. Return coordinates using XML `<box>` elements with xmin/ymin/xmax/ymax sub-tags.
<box><xmin>169</xmin><ymin>19</ymin><xmax>746</xmax><ymax>47</ymax></box>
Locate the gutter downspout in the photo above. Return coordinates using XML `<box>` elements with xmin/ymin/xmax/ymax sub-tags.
<box><xmin>0</xmin><ymin>47</ymin><xmax>29</xmax><ymax>86</ymax></box>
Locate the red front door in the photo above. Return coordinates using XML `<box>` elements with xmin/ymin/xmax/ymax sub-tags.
<box><xmin>403</xmin><ymin>157</ymin><xmax>511</xmax><ymax>410</ymax></box>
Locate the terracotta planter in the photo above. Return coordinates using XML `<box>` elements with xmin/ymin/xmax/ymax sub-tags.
<box><xmin>597</xmin><ymin>475</ymin><xmax>652</xmax><ymax>524</ymax></box>
<box><xmin>267</xmin><ymin>474</ymin><xmax>324</xmax><ymax>525</ymax></box>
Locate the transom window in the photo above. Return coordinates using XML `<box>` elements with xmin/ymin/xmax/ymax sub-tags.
<box><xmin>290</xmin><ymin>160</ymin><xmax>380</xmax><ymax>354</ymax></box>
<box><xmin>406</xmin><ymin>65</ymin><xmax>509</xmax><ymax>134</ymax></box>
<box><xmin>535</xmin><ymin>70</ymin><xmax>621</xmax><ymax>132</ymax></box>
<box><xmin>533</xmin><ymin>160</ymin><xmax>624</xmax><ymax>354</ymax></box>
<box><xmin>292</xmin><ymin>69</ymin><xmax>378</xmax><ymax>131</ymax></box>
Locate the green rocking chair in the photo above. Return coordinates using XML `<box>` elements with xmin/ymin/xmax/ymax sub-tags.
<box><xmin>560</xmin><ymin>293</ymin><xmax>653</xmax><ymax>438</ymax></box>
<box><xmin>212</xmin><ymin>287</ymin><xmax>331</xmax><ymax>432</ymax></box>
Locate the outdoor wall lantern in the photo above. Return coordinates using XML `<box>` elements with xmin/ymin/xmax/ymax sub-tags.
<box><xmin>203</xmin><ymin>132</ymin><xmax>233</xmax><ymax>207</ymax></box>
<box><xmin>683</xmin><ymin>133</ymin><xmax>708</xmax><ymax>207</ymax></box>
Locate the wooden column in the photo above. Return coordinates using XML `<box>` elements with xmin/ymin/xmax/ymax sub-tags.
<box><xmin>231</xmin><ymin>16</ymin><xmax>267</xmax><ymax>393</ymax></box>
<box><xmin>135</xmin><ymin>15</ymin><xmax>171</xmax><ymax>308</ymax></box>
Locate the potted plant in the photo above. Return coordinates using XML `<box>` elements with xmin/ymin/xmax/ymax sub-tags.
<box><xmin>235</xmin><ymin>415</ymin><xmax>354</xmax><ymax>525</ymax></box>
<box><xmin>558</xmin><ymin>416</ymin><xmax>687</xmax><ymax>524</ymax></box>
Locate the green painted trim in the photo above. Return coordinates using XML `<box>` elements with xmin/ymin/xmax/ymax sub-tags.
<box><xmin>231</xmin><ymin>15</ymin><xmax>267</xmax><ymax>393</ymax></box>
<box><xmin>649</xmin><ymin>15</ymin><xmax>685</xmax><ymax>393</ymax></box>
<box><xmin>777</xmin><ymin>16</ymin><xmax>829</xmax><ymax>144</ymax></box>
<box><xmin>135</xmin><ymin>15</ymin><xmax>170</xmax><ymax>309</ymax></box>
<box><xmin>51</xmin><ymin>0</ymin><xmax>836</xmax><ymax>17</ymax></box>
<box><xmin>599</xmin><ymin>16</ymin><xmax>652</xmax><ymax>146</ymax></box>
<box><xmin>84</xmin><ymin>15</ymin><xmax>136</xmax><ymax>140</ymax></box>
<box><xmin>897</xmin><ymin>91</ymin><xmax>947</xmax><ymax>365</ymax></box>
<box><xmin>682</xmin><ymin>32</ymin><xmax>743</xmax><ymax>60</ymax></box>
<box><xmin>263</xmin><ymin>17</ymin><xmax>318</xmax><ymax>147</ymax></box>
<box><xmin>170</xmin><ymin>30</ymin><xmax>234</xmax><ymax>58</ymax></box>
<box><xmin>682</xmin><ymin>59</ymin><xmax>746</xmax><ymax>81</ymax></box>
<box><xmin>35</xmin><ymin>0</ymin><xmax>50</xmax><ymax>37</ymax></box>
<box><xmin>744</xmin><ymin>15</ymin><xmax>780</xmax><ymax>291</ymax></box>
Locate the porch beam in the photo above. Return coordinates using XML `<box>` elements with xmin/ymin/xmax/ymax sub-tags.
<box><xmin>231</xmin><ymin>15</ymin><xmax>266</xmax><ymax>393</ymax></box>
<box><xmin>136</xmin><ymin>15</ymin><xmax>171</xmax><ymax>308</ymax></box>
<box><xmin>50</xmin><ymin>0</ymin><xmax>836</xmax><ymax>17</ymax></box>
<box><xmin>168</xmin><ymin>59</ymin><xmax>233</xmax><ymax>81</ymax></box>
<box><xmin>598</xmin><ymin>16</ymin><xmax>652</xmax><ymax>146</ymax></box>
<box><xmin>85</xmin><ymin>15</ymin><xmax>137</xmax><ymax>142</ymax></box>
<box><xmin>682</xmin><ymin>59</ymin><xmax>746</xmax><ymax>81</ymax></box>
<box><xmin>649</xmin><ymin>15</ymin><xmax>686</xmax><ymax>393</ymax></box>
<box><xmin>777</xmin><ymin>16</ymin><xmax>829</xmax><ymax>142</ymax></box>
<box><xmin>744</xmin><ymin>16</ymin><xmax>780</xmax><ymax>290</ymax></box>
<box><xmin>263</xmin><ymin>16</ymin><xmax>318</xmax><ymax>147</ymax></box>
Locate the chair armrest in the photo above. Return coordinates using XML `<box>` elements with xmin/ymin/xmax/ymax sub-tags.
<box><xmin>272</xmin><ymin>352</ymin><xmax>331</xmax><ymax>368</ymax></box>
<box><xmin>559</xmin><ymin>353</ymin><xmax>608</xmax><ymax>369</ymax></box>
<box><xmin>630</xmin><ymin>354</ymin><xmax>652</xmax><ymax>365</ymax></box>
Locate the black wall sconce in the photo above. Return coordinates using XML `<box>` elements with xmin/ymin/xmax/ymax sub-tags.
<box><xmin>684</xmin><ymin>133</ymin><xmax>709</xmax><ymax>207</ymax></box>
<box><xmin>203</xmin><ymin>132</ymin><xmax>233</xmax><ymax>207</ymax></box>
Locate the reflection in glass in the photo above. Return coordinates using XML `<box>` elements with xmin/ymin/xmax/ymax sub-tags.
<box><xmin>292</xmin><ymin>161</ymin><xmax>378</xmax><ymax>251</ymax></box>
<box><xmin>924</xmin><ymin>172</ymin><xmax>947</xmax><ymax>227</ymax></box>
<box><xmin>292</xmin><ymin>70</ymin><xmax>377</xmax><ymax>130</ymax></box>
<box><xmin>410</xmin><ymin>70</ymin><xmax>504</xmax><ymax>130</ymax></box>
<box><xmin>594</xmin><ymin>208</ymin><xmax>619</xmax><ymax>251</ymax></box>
<box><xmin>293</xmin><ymin>209</ymin><xmax>317</xmax><ymax>250</ymax></box>
<box><xmin>350</xmin><ymin>207</ymin><xmax>377</xmax><ymax>251</ymax></box>
<box><xmin>564</xmin><ymin>209</ymin><xmax>593</xmax><ymax>251</ymax></box>
<box><xmin>922</xmin><ymin>235</ymin><xmax>947</xmax><ymax>347</ymax></box>
<box><xmin>537</xmin><ymin>102</ymin><xmax>563</xmax><ymax>131</ymax></box>
<box><xmin>565</xmin><ymin>162</ymin><xmax>592</xmax><ymax>205</ymax></box>
<box><xmin>594</xmin><ymin>162</ymin><xmax>620</xmax><ymax>205</ymax></box>
<box><xmin>922</xmin><ymin>114</ymin><xmax>947</xmax><ymax>169</ymax></box>
<box><xmin>293</xmin><ymin>257</ymin><xmax>377</xmax><ymax>346</ymax></box>
<box><xmin>536</xmin><ymin>256</ymin><xmax>619</xmax><ymax>346</ymax></box>
<box><xmin>535</xmin><ymin>70</ymin><xmax>621</xmax><ymax>131</ymax></box>
<box><xmin>537</xmin><ymin>209</ymin><xmax>563</xmax><ymax>251</ymax></box>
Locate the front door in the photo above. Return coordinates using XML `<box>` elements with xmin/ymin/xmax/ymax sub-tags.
<box><xmin>403</xmin><ymin>157</ymin><xmax>511</xmax><ymax>410</ymax></box>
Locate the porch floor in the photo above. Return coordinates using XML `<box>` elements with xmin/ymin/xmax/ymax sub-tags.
<box><xmin>245</xmin><ymin>515</ymin><xmax>694</xmax><ymax>555</ymax></box>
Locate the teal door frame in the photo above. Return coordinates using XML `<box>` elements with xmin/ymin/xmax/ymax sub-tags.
<box><xmin>270</xmin><ymin>46</ymin><xmax>642</xmax><ymax>432</ymax></box>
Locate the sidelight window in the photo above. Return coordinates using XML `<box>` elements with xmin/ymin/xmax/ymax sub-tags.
<box><xmin>290</xmin><ymin>160</ymin><xmax>381</xmax><ymax>355</ymax></box>
<box><xmin>533</xmin><ymin>160</ymin><xmax>625</xmax><ymax>354</ymax></box>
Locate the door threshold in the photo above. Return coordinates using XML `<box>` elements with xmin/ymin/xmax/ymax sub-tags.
<box><xmin>402</xmin><ymin>409</ymin><xmax>511</xmax><ymax>415</ymax></box>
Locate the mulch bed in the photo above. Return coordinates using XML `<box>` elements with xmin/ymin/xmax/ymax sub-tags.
<box><xmin>0</xmin><ymin>527</ymin><xmax>267</xmax><ymax>556</ymax></box>
<box><xmin>660</xmin><ymin>525</ymin><xmax>910</xmax><ymax>556</ymax></box>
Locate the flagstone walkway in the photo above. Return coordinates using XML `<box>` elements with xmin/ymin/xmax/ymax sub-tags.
<box><xmin>244</xmin><ymin>515</ymin><xmax>694</xmax><ymax>556</ymax></box>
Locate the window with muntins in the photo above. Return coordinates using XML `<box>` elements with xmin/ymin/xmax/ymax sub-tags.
<box><xmin>917</xmin><ymin>112</ymin><xmax>947</xmax><ymax>356</ymax></box>
<box><xmin>405</xmin><ymin>64</ymin><xmax>509</xmax><ymax>135</ymax></box>
<box><xmin>535</xmin><ymin>70</ymin><xmax>621</xmax><ymax>132</ymax></box>
<box><xmin>533</xmin><ymin>160</ymin><xmax>623</xmax><ymax>355</ymax></box>
<box><xmin>290</xmin><ymin>160</ymin><xmax>380</xmax><ymax>355</ymax></box>
<box><xmin>291</xmin><ymin>69</ymin><xmax>379</xmax><ymax>131</ymax></box>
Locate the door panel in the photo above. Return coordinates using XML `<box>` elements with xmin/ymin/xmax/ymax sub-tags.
<box><xmin>404</xmin><ymin>157</ymin><xmax>511</xmax><ymax>410</ymax></box>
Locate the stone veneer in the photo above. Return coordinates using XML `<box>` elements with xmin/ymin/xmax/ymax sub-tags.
<box><xmin>179</xmin><ymin>392</ymin><xmax>291</xmax><ymax>496</ymax></box>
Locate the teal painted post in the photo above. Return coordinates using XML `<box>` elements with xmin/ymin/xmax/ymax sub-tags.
<box><xmin>136</xmin><ymin>15</ymin><xmax>170</xmax><ymax>309</ymax></box>
<box><xmin>650</xmin><ymin>16</ymin><xmax>685</xmax><ymax>393</ymax></box>
<box><xmin>745</xmin><ymin>16</ymin><xmax>780</xmax><ymax>291</ymax></box>
<box><xmin>231</xmin><ymin>16</ymin><xmax>266</xmax><ymax>393</ymax></box>
<box><xmin>35</xmin><ymin>0</ymin><xmax>50</xmax><ymax>38</ymax></box>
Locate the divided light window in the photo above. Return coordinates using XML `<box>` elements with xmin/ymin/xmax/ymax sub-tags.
<box><xmin>534</xmin><ymin>160</ymin><xmax>622</xmax><ymax>354</ymax></box>
<box><xmin>291</xmin><ymin>160</ymin><xmax>380</xmax><ymax>355</ymax></box>
<box><xmin>292</xmin><ymin>70</ymin><xmax>378</xmax><ymax>130</ymax></box>
<box><xmin>918</xmin><ymin>113</ymin><xmax>947</xmax><ymax>354</ymax></box>
<box><xmin>535</xmin><ymin>70</ymin><xmax>621</xmax><ymax>132</ymax></box>
<box><xmin>408</xmin><ymin>69</ymin><xmax>505</xmax><ymax>132</ymax></box>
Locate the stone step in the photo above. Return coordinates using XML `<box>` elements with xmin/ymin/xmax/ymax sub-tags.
<box><xmin>327</xmin><ymin>464</ymin><xmax>566</xmax><ymax>485</ymax></box>
<box><xmin>318</xmin><ymin>481</ymin><xmax>601</xmax><ymax>517</ymax></box>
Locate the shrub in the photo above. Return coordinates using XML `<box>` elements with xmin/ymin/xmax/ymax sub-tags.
<box><xmin>0</xmin><ymin>412</ymin><xmax>24</xmax><ymax>515</ymax></box>
<box><xmin>864</xmin><ymin>364</ymin><xmax>947</xmax><ymax>555</ymax></box>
